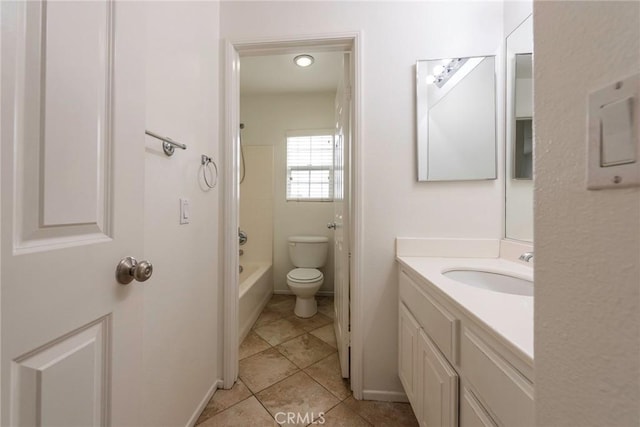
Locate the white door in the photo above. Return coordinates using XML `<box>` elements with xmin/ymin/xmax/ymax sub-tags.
<box><xmin>332</xmin><ymin>53</ymin><xmax>351</xmax><ymax>379</ymax></box>
<box><xmin>1</xmin><ymin>1</ymin><xmax>145</xmax><ymax>425</ymax></box>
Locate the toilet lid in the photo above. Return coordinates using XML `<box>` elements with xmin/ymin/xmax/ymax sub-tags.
<box><xmin>287</xmin><ymin>268</ymin><xmax>323</xmax><ymax>282</ymax></box>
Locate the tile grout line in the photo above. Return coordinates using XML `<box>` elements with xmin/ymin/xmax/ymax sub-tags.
<box><xmin>254</xmin><ymin>301</ymin><xmax>344</xmax><ymax>424</ymax></box>
<box><xmin>253</xmin><ymin>316</ymin><xmax>334</xmax><ymax>345</ymax></box>
<box><xmin>253</xmin><ymin>389</ymin><xmax>280</xmax><ymax>425</ymax></box>
<box><xmin>203</xmin><ymin>297</ymin><xmax>351</xmax><ymax>426</ymax></box>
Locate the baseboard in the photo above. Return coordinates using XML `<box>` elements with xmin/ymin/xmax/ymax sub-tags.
<box><xmin>273</xmin><ymin>289</ymin><xmax>335</xmax><ymax>297</ymax></box>
<box><xmin>361</xmin><ymin>389</ymin><xmax>409</xmax><ymax>403</ymax></box>
<box><xmin>317</xmin><ymin>290</ymin><xmax>335</xmax><ymax>297</ymax></box>
<box><xmin>186</xmin><ymin>379</ymin><xmax>222</xmax><ymax>427</ymax></box>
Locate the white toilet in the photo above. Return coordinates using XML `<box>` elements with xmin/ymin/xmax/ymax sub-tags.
<box><xmin>286</xmin><ymin>235</ymin><xmax>328</xmax><ymax>318</ymax></box>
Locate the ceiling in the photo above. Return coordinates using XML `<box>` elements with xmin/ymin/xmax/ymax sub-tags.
<box><xmin>240</xmin><ymin>51</ymin><xmax>343</xmax><ymax>95</ymax></box>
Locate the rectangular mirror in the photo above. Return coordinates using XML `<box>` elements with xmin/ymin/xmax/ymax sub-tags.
<box><xmin>514</xmin><ymin>54</ymin><xmax>533</xmax><ymax>180</ymax></box>
<box><xmin>416</xmin><ymin>56</ymin><xmax>497</xmax><ymax>181</ymax></box>
<box><xmin>505</xmin><ymin>15</ymin><xmax>533</xmax><ymax>242</ymax></box>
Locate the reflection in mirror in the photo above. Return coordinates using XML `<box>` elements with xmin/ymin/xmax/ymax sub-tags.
<box><xmin>514</xmin><ymin>54</ymin><xmax>533</xmax><ymax>179</ymax></box>
<box><xmin>416</xmin><ymin>56</ymin><xmax>497</xmax><ymax>181</ymax></box>
<box><xmin>505</xmin><ymin>15</ymin><xmax>533</xmax><ymax>242</ymax></box>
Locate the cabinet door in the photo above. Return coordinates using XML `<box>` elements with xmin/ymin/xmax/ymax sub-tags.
<box><xmin>399</xmin><ymin>303</ymin><xmax>421</xmax><ymax>409</ymax></box>
<box><xmin>417</xmin><ymin>330</ymin><xmax>459</xmax><ymax>427</ymax></box>
<box><xmin>460</xmin><ymin>387</ymin><xmax>497</xmax><ymax>427</ymax></box>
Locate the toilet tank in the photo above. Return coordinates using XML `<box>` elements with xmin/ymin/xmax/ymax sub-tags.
<box><xmin>288</xmin><ymin>236</ymin><xmax>329</xmax><ymax>268</ymax></box>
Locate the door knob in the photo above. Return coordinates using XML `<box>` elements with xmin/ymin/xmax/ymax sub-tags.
<box><xmin>327</xmin><ymin>222</ymin><xmax>337</xmax><ymax>229</ymax></box>
<box><xmin>116</xmin><ymin>256</ymin><xmax>153</xmax><ymax>285</ymax></box>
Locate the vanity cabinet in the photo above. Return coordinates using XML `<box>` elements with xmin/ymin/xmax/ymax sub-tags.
<box><xmin>416</xmin><ymin>329</ymin><xmax>459</xmax><ymax>427</ymax></box>
<box><xmin>398</xmin><ymin>268</ymin><xmax>534</xmax><ymax>427</ymax></box>
<box><xmin>460</xmin><ymin>387</ymin><xmax>497</xmax><ymax>427</ymax></box>
<box><xmin>399</xmin><ymin>303</ymin><xmax>421</xmax><ymax>405</ymax></box>
<box><xmin>400</xmin><ymin>303</ymin><xmax>458</xmax><ymax>427</ymax></box>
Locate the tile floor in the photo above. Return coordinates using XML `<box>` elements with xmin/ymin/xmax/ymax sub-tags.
<box><xmin>195</xmin><ymin>295</ymin><xmax>418</xmax><ymax>427</ymax></box>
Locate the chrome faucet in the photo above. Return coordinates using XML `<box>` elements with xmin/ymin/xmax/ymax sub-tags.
<box><xmin>519</xmin><ymin>252</ymin><xmax>534</xmax><ymax>262</ymax></box>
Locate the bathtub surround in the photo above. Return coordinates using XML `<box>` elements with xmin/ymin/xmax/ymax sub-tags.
<box><xmin>238</xmin><ymin>144</ymin><xmax>274</xmax><ymax>343</ymax></box>
<box><xmin>145</xmin><ymin>2</ymin><xmax>221</xmax><ymax>426</ymax></box>
<box><xmin>534</xmin><ymin>1</ymin><xmax>640</xmax><ymax>425</ymax></box>
<box><xmin>240</xmin><ymin>93</ymin><xmax>336</xmax><ymax>295</ymax></box>
<box><xmin>239</xmin><ymin>145</ymin><xmax>274</xmax><ymax>265</ymax></box>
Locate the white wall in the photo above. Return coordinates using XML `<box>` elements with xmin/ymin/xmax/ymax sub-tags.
<box><xmin>240</xmin><ymin>145</ymin><xmax>274</xmax><ymax>264</ymax></box>
<box><xmin>144</xmin><ymin>2</ymin><xmax>221</xmax><ymax>425</ymax></box>
<box><xmin>534</xmin><ymin>1</ymin><xmax>640</xmax><ymax>425</ymax></box>
<box><xmin>504</xmin><ymin>1</ymin><xmax>533</xmax><ymax>38</ymax></box>
<box><xmin>240</xmin><ymin>93</ymin><xmax>336</xmax><ymax>294</ymax></box>
<box><xmin>223</xmin><ymin>1</ymin><xmax>503</xmax><ymax>397</ymax></box>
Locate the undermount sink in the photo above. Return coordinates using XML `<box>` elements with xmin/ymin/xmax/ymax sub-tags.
<box><xmin>443</xmin><ymin>269</ymin><xmax>533</xmax><ymax>297</ymax></box>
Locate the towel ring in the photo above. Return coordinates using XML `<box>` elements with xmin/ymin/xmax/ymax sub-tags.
<box><xmin>201</xmin><ymin>155</ymin><xmax>218</xmax><ymax>189</ymax></box>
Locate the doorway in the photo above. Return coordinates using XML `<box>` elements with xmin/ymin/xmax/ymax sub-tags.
<box><xmin>221</xmin><ymin>34</ymin><xmax>363</xmax><ymax>399</ymax></box>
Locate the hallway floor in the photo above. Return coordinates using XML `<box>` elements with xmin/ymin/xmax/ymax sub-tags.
<box><xmin>195</xmin><ymin>295</ymin><xmax>418</xmax><ymax>426</ymax></box>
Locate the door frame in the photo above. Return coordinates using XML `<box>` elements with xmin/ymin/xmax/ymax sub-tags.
<box><xmin>221</xmin><ymin>32</ymin><xmax>364</xmax><ymax>399</ymax></box>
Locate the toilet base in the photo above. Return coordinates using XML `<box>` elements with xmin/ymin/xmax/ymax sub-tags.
<box><xmin>294</xmin><ymin>296</ymin><xmax>317</xmax><ymax>318</ymax></box>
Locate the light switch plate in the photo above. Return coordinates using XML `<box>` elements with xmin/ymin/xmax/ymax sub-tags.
<box><xmin>180</xmin><ymin>198</ymin><xmax>190</xmax><ymax>224</ymax></box>
<box><xmin>587</xmin><ymin>73</ymin><xmax>640</xmax><ymax>190</ymax></box>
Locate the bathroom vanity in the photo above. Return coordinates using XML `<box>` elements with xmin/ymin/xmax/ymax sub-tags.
<box><xmin>405</xmin><ymin>7</ymin><xmax>535</xmax><ymax>425</ymax></box>
<box><xmin>396</xmin><ymin>254</ymin><xmax>534</xmax><ymax>426</ymax></box>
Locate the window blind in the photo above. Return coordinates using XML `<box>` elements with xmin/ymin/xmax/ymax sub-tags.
<box><xmin>286</xmin><ymin>133</ymin><xmax>334</xmax><ymax>201</ymax></box>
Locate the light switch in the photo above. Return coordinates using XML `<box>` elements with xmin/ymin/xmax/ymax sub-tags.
<box><xmin>600</xmin><ymin>97</ymin><xmax>635</xmax><ymax>167</ymax></box>
<box><xmin>180</xmin><ymin>198</ymin><xmax>190</xmax><ymax>224</ymax></box>
<box><xmin>587</xmin><ymin>73</ymin><xmax>640</xmax><ymax>190</ymax></box>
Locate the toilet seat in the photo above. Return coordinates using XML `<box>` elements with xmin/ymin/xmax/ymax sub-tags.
<box><xmin>287</xmin><ymin>268</ymin><xmax>323</xmax><ymax>283</ymax></box>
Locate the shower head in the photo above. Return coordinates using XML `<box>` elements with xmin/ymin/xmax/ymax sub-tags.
<box><xmin>239</xmin><ymin>123</ymin><xmax>245</xmax><ymax>130</ymax></box>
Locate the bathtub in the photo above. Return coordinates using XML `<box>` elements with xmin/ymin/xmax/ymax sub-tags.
<box><xmin>239</xmin><ymin>262</ymin><xmax>273</xmax><ymax>342</ymax></box>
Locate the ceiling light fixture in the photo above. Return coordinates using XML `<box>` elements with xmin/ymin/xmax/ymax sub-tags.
<box><xmin>294</xmin><ymin>54</ymin><xmax>315</xmax><ymax>68</ymax></box>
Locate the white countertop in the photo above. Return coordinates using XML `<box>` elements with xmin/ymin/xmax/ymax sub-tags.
<box><xmin>397</xmin><ymin>256</ymin><xmax>534</xmax><ymax>362</ymax></box>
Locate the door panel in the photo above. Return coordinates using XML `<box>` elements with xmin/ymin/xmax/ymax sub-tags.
<box><xmin>460</xmin><ymin>387</ymin><xmax>498</xmax><ymax>427</ymax></box>
<box><xmin>398</xmin><ymin>303</ymin><xmax>421</xmax><ymax>409</ymax></box>
<box><xmin>12</xmin><ymin>317</ymin><xmax>109</xmax><ymax>427</ymax></box>
<box><xmin>1</xmin><ymin>1</ymin><xmax>145</xmax><ymax>425</ymax></box>
<box><xmin>333</xmin><ymin>53</ymin><xmax>351</xmax><ymax>379</ymax></box>
<box><xmin>417</xmin><ymin>330</ymin><xmax>458</xmax><ymax>427</ymax></box>
<box><xmin>14</xmin><ymin>1</ymin><xmax>113</xmax><ymax>252</ymax></box>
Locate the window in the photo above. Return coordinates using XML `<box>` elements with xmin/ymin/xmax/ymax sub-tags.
<box><xmin>286</xmin><ymin>131</ymin><xmax>334</xmax><ymax>201</ymax></box>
